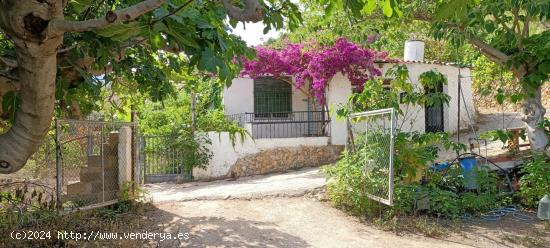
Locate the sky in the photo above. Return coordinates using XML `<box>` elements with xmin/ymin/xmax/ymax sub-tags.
<box><xmin>231</xmin><ymin>21</ymin><xmax>283</xmax><ymax>46</ymax></box>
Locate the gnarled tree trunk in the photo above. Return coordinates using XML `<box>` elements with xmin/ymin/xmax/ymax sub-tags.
<box><xmin>0</xmin><ymin>0</ymin><xmax>63</xmax><ymax>173</ymax></box>
<box><xmin>521</xmin><ymin>86</ymin><xmax>549</xmax><ymax>153</ymax></box>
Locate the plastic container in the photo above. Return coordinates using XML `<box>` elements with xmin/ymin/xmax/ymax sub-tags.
<box><xmin>459</xmin><ymin>156</ymin><xmax>477</xmax><ymax>190</ymax></box>
<box><xmin>538</xmin><ymin>194</ymin><xmax>550</xmax><ymax>220</ymax></box>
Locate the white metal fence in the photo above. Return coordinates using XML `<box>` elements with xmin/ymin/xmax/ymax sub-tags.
<box><xmin>347</xmin><ymin>108</ymin><xmax>396</xmax><ymax>206</ymax></box>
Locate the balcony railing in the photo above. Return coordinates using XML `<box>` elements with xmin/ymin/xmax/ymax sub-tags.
<box><xmin>226</xmin><ymin>111</ymin><xmax>331</xmax><ymax>139</ymax></box>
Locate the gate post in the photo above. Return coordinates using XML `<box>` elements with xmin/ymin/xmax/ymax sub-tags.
<box><xmin>118</xmin><ymin>127</ymin><xmax>132</xmax><ymax>193</ymax></box>
<box><xmin>54</xmin><ymin>118</ymin><xmax>62</xmax><ymax>211</ymax></box>
<box><xmin>140</xmin><ymin>136</ymin><xmax>146</xmax><ymax>184</ymax></box>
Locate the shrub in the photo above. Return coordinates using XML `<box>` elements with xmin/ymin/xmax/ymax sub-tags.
<box><xmin>518</xmin><ymin>153</ymin><xmax>550</xmax><ymax>207</ymax></box>
<box><xmin>324</xmin><ymin>131</ymin><xmax>507</xmax><ymax>219</ymax></box>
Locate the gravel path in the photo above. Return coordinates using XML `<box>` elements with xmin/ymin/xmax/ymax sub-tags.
<box><xmin>143</xmin><ymin>167</ymin><xmax>326</xmax><ymax>203</ymax></box>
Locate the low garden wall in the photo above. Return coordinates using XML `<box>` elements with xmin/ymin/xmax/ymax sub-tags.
<box><xmin>192</xmin><ymin>132</ymin><xmax>343</xmax><ymax>180</ymax></box>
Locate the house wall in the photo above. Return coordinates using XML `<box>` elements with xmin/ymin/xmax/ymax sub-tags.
<box><xmin>224</xmin><ymin>77</ymin><xmax>254</xmax><ymax>114</ymax></box>
<box><xmin>383</xmin><ymin>63</ymin><xmax>474</xmax><ymax>134</ymax></box>
<box><xmin>327</xmin><ymin>63</ymin><xmax>475</xmax><ymax>135</ymax></box>
<box><xmin>222</xmin><ymin>63</ymin><xmax>475</xmax><ymax>149</ymax></box>
<box><xmin>326</xmin><ymin>73</ymin><xmax>352</xmax><ymax>145</ymax></box>
<box><xmin>192</xmin><ymin>131</ymin><xmax>342</xmax><ymax>180</ymax></box>
<box><xmin>224</xmin><ymin>77</ymin><xmax>311</xmax><ymax>115</ymax></box>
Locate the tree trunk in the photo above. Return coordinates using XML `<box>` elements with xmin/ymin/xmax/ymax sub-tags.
<box><xmin>521</xmin><ymin>85</ymin><xmax>549</xmax><ymax>153</ymax></box>
<box><xmin>0</xmin><ymin>46</ymin><xmax>60</xmax><ymax>173</ymax></box>
<box><xmin>0</xmin><ymin>1</ymin><xmax>63</xmax><ymax>173</ymax></box>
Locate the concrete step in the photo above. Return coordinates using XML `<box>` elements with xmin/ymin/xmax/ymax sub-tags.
<box><xmin>79</xmin><ymin>168</ymin><xmax>118</xmax><ymax>183</ymax></box>
<box><xmin>87</xmin><ymin>155</ymin><xmax>118</xmax><ymax>168</ymax></box>
<box><xmin>67</xmin><ymin>182</ymin><xmax>93</xmax><ymax>196</ymax></box>
<box><xmin>63</xmin><ymin>190</ymin><xmax>119</xmax><ymax>204</ymax></box>
<box><xmin>67</xmin><ymin>180</ymin><xmax>119</xmax><ymax>196</ymax></box>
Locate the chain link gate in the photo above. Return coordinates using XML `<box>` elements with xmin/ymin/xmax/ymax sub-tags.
<box><xmin>347</xmin><ymin>108</ymin><xmax>396</xmax><ymax>206</ymax></box>
<box><xmin>55</xmin><ymin>119</ymin><xmax>138</xmax><ymax>211</ymax></box>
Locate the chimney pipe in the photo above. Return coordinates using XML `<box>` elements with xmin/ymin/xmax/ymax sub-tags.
<box><xmin>404</xmin><ymin>40</ymin><xmax>425</xmax><ymax>61</ymax></box>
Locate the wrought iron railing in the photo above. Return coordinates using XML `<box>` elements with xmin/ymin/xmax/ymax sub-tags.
<box><xmin>225</xmin><ymin>111</ymin><xmax>330</xmax><ymax>139</ymax></box>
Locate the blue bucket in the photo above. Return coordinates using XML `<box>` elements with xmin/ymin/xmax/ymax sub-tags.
<box><xmin>430</xmin><ymin>162</ymin><xmax>451</xmax><ymax>172</ymax></box>
<box><xmin>459</xmin><ymin>156</ymin><xmax>477</xmax><ymax>190</ymax></box>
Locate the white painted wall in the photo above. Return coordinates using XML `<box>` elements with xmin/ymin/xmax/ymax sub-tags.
<box><xmin>192</xmin><ymin>132</ymin><xmax>330</xmax><ymax>180</ymax></box>
<box><xmin>369</xmin><ymin>63</ymin><xmax>475</xmax><ymax>134</ymax></box>
<box><xmin>326</xmin><ymin>73</ymin><xmax>352</xmax><ymax>145</ymax></box>
<box><xmin>224</xmin><ymin>77</ymin><xmax>254</xmax><ymax>114</ymax></box>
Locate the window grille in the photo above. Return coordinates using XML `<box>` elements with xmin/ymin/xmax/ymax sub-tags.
<box><xmin>254</xmin><ymin>77</ymin><xmax>292</xmax><ymax>118</ymax></box>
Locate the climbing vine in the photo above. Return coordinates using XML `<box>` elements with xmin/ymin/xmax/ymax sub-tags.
<box><xmin>241</xmin><ymin>38</ymin><xmax>390</xmax><ymax>103</ymax></box>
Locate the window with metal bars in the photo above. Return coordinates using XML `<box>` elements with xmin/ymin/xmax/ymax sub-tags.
<box><xmin>254</xmin><ymin>77</ymin><xmax>292</xmax><ymax>118</ymax></box>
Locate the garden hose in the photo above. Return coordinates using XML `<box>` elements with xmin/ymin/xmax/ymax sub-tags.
<box><xmin>479</xmin><ymin>205</ymin><xmax>534</xmax><ymax>222</ymax></box>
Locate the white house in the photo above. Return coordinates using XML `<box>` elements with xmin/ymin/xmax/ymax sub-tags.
<box><xmin>224</xmin><ymin>42</ymin><xmax>475</xmax><ymax>145</ymax></box>
<box><xmin>193</xmin><ymin>41</ymin><xmax>476</xmax><ymax>180</ymax></box>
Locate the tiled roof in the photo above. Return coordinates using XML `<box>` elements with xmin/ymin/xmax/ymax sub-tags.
<box><xmin>375</xmin><ymin>59</ymin><xmax>472</xmax><ymax>68</ymax></box>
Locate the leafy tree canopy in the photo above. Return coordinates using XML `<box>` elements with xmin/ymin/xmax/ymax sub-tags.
<box><xmin>0</xmin><ymin>0</ymin><xmax>302</xmax><ymax>122</ymax></box>
<box><xmin>0</xmin><ymin>0</ymin><xmax>301</xmax><ymax>173</ymax></box>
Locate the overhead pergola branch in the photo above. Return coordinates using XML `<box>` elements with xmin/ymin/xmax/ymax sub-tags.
<box><xmin>51</xmin><ymin>0</ymin><xmax>265</xmax><ymax>34</ymax></box>
<box><xmin>50</xmin><ymin>0</ymin><xmax>166</xmax><ymax>33</ymax></box>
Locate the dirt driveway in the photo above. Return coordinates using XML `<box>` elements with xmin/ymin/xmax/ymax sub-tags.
<box><xmin>143</xmin><ymin>167</ymin><xmax>548</xmax><ymax>248</ymax></box>
<box><xmin>147</xmin><ymin>198</ymin><xmax>470</xmax><ymax>248</ymax></box>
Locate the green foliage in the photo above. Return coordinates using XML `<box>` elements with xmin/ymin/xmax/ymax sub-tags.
<box><xmin>271</xmin><ymin>0</ymin><xmax>476</xmax><ymax>63</ymax></box>
<box><xmin>518</xmin><ymin>153</ymin><xmax>550</xmax><ymax>207</ymax></box>
<box><xmin>479</xmin><ymin>129</ymin><xmax>526</xmax><ymax>148</ymax></box>
<box><xmin>323</xmin><ymin>130</ymin><xmax>481</xmax><ymax>218</ymax></box>
<box><xmin>324</xmin><ymin>149</ymin><xmax>372</xmax><ymax>215</ymax></box>
<box><xmin>166</xmin><ymin>130</ymin><xmax>212</xmax><ymax>174</ymax></box>
<box><xmin>137</xmin><ymin>75</ymin><xmax>247</xmax><ymax>145</ymax></box>
<box><xmin>472</xmin><ymin>56</ymin><xmax>518</xmax><ymax>103</ymax></box>
<box><xmin>0</xmin><ymin>183</ymin><xmax>57</xmax><ymax>229</ymax></box>
<box><xmin>394</xmin><ymin>132</ymin><xmax>466</xmax><ymax>183</ymax></box>
<box><xmin>318</xmin><ymin>0</ymin><xmax>550</xmax><ymax>107</ymax></box>
<box><xmin>136</xmin><ymin>74</ymin><xmax>247</xmax><ymax>174</ymax></box>
<box><xmin>0</xmin><ymin>0</ymin><xmax>303</xmax><ymax>122</ymax></box>
<box><xmin>326</xmin><ymin>148</ymin><xmax>508</xmax><ymax>218</ymax></box>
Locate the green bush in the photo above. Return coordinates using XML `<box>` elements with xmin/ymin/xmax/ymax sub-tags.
<box><xmin>324</xmin><ymin>131</ymin><xmax>508</xmax><ymax>219</ymax></box>
<box><xmin>518</xmin><ymin>153</ymin><xmax>550</xmax><ymax>207</ymax></box>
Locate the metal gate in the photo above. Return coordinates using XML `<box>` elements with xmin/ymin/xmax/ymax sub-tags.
<box><xmin>140</xmin><ymin>135</ymin><xmax>193</xmax><ymax>183</ymax></box>
<box><xmin>425</xmin><ymin>82</ymin><xmax>444</xmax><ymax>132</ymax></box>
<box><xmin>55</xmin><ymin>119</ymin><xmax>138</xmax><ymax>210</ymax></box>
<box><xmin>347</xmin><ymin>108</ymin><xmax>396</xmax><ymax>206</ymax></box>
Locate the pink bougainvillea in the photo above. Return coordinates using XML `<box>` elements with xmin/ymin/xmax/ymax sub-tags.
<box><xmin>241</xmin><ymin>38</ymin><xmax>390</xmax><ymax>104</ymax></box>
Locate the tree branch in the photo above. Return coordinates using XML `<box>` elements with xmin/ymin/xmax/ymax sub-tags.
<box><xmin>464</xmin><ymin>33</ymin><xmax>509</xmax><ymax>66</ymax></box>
<box><xmin>50</xmin><ymin>0</ymin><xmax>166</xmax><ymax>33</ymax></box>
<box><xmin>522</xmin><ymin>12</ymin><xmax>530</xmax><ymax>39</ymax></box>
<box><xmin>221</xmin><ymin>0</ymin><xmax>264</xmax><ymax>22</ymax></box>
<box><xmin>492</xmin><ymin>14</ymin><xmax>513</xmax><ymax>34</ymax></box>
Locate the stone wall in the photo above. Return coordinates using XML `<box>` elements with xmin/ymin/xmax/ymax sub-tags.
<box><xmin>228</xmin><ymin>145</ymin><xmax>343</xmax><ymax>178</ymax></box>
